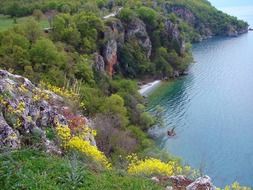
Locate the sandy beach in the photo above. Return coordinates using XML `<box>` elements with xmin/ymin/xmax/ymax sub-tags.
<box><xmin>138</xmin><ymin>80</ymin><xmax>161</xmax><ymax>96</ymax></box>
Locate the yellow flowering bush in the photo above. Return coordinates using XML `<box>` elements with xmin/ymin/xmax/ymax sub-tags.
<box><xmin>39</xmin><ymin>81</ymin><xmax>79</xmax><ymax>101</ymax></box>
<box><xmin>56</xmin><ymin>125</ymin><xmax>71</xmax><ymax>146</ymax></box>
<box><xmin>68</xmin><ymin>136</ymin><xmax>111</xmax><ymax>168</ymax></box>
<box><xmin>127</xmin><ymin>154</ymin><xmax>180</xmax><ymax>176</ymax></box>
<box><xmin>56</xmin><ymin>125</ymin><xmax>111</xmax><ymax>169</ymax></box>
<box><xmin>222</xmin><ymin>182</ymin><xmax>251</xmax><ymax>190</ymax></box>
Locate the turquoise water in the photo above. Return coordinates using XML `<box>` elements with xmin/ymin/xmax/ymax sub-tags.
<box><xmin>149</xmin><ymin>6</ymin><xmax>253</xmax><ymax>187</ymax></box>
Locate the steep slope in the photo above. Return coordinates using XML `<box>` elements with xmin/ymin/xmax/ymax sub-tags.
<box><xmin>0</xmin><ymin>70</ymin><xmax>95</xmax><ymax>153</ymax></box>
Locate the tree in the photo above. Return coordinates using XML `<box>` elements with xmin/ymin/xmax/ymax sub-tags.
<box><xmin>118</xmin><ymin>8</ymin><xmax>136</xmax><ymax>23</ymax></box>
<box><xmin>0</xmin><ymin>31</ymin><xmax>30</xmax><ymax>71</ymax></box>
<box><xmin>155</xmin><ymin>47</ymin><xmax>173</xmax><ymax>77</ymax></box>
<box><xmin>99</xmin><ymin>94</ymin><xmax>129</xmax><ymax>127</ymax></box>
<box><xmin>137</xmin><ymin>6</ymin><xmax>158</xmax><ymax>27</ymax></box>
<box><xmin>30</xmin><ymin>38</ymin><xmax>67</xmax><ymax>74</ymax></box>
<box><xmin>33</xmin><ymin>9</ymin><xmax>43</xmax><ymax>22</ymax></box>
<box><xmin>119</xmin><ymin>41</ymin><xmax>152</xmax><ymax>77</ymax></box>
<box><xmin>74</xmin><ymin>13</ymin><xmax>104</xmax><ymax>53</ymax></box>
<box><xmin>52</xmin><ymin>14</ymin><xmax>81</xmax><ymax>47</ymax></box>
<box><xmin>74</xmin><ymin>55</ymin><xmax>95</xmax><ymax>84</ymax></box>
<box><xmin>21</xmin><ymin>18</ymin><xmax>43</xmax><ymax>43</ymax></box>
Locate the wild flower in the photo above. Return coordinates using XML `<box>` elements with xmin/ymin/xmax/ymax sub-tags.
<box><xmin>56</xmin><ymin>125</ymin><xmax>110</xmax><ymax>169</ymax></box>
<box><xmin>127</xmin><ymin>154</ymin><xmax>184</xmax><ymax>177</ymax></box>
<box><xmin>56</xmin><ymin>125</ymin><xmax>71</xmax><ymax>143</ymax></box>
<box><xmin>223</xmin><ymin>182</ymin><xmax>251</xmax><ymax>190</ymax></box>
<box><xmin>39</xmin><ymin>81</ymin><xmax>78</xmax><ymax>101</ymax></box>
<box><xmin>68</xmin><ymin>136</ymin><xmax>111</xmax><ymax>169</ymax></box>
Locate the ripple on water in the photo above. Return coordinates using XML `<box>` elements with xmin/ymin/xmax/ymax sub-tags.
<box><xmin>148</xmin><ymin>32</ymin><xmax>253</xmax><ymax>187</ymax></box>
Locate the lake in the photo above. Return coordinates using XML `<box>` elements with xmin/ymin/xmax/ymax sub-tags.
<box><xmin>148</xmin><ymin>6</ymin><xmax>253</xmax><ymax>187</ymax></box>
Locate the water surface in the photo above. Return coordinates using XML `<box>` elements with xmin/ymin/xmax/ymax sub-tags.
<box><xmin>149</xmin><ymin>6</ymin><xmax>253</xmax><ymax>187</ymax></box>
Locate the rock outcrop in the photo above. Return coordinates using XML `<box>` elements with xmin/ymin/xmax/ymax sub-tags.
<box><xmin>163</xmin><ymin>19</ymin><xmax>185</xmax><ymax>55</ymax></box>
<box><xmin>94</xmin><ymin>53</ymin><xmax>106</xmax><ymax>73</ymax></box>
<box><xmin>104</xmin><ymin>18</ymin><xmax>125</xmax><ymax>46</ymax></box>
<box><xmin>126</xmin><ymin>18</ymin><xmax>152</xmax><ymax>58</ymax></box>
<box><xmin>153</xmin><ymin>175</ymin><xmax>216</xmax><ymax>190</ymax></box>
<box><xmin>102</xmin><ymin>18</ymin><xmax>125</xmax><ymax>76</ymax></box>
<box><xmin>0</xmin><ymin>70</ymin><xmax>95</xmax><ymax>153</ymax></box>
<box><xmin>186</xmin><ymin>176</ymin><xmax>216</xmax><ymax>190</ymax></box>
<box><xmin>164</xmin><ymin>4</ymin><xmax>248</xmax><ymax>41</ymax></box>
<box><xmin>103</xmin><ymin>39</ymin><xmax>118</xmax><ymax>76</ymax></box>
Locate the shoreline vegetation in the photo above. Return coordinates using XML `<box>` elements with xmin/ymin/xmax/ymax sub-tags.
<box><xmin>0</xmin><ymin>0</ymin><xmax>251</xmax><ymax>189</ymax></box>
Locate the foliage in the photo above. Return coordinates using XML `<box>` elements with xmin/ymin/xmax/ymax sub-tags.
<box><xmin>99</xmin><ymin>94</ymin><xmax>129</xmax><ymax>127</ymax></box>
<box><xmin>119</xmin><ymin>41</ymin><xmax>153</xmax><ymax>78</ymax></box>
<box><xmin>222</xmin><ymin>182</ymin><xmax>251</xmax><ymax>190</ymax></box>
<box><xmin>0</xmin><ymin>0</ymin><xmax>250</xmax><ymax>187</ymax></box>
<box><xmin>0</xmin><ymin>149</ymin><xmax>163</xmax><ymax>190</ymax></box>
<box><xmin>56</xmin><ymin>125</ymin><xmax>111</xmax><ymax>169</ymax></box>
<box><xmin>137</xmin><ymin>6</ymin><xmax>158</xmax><ymax>27</ymax></box>
<box><xmin>127</xmin><ymin>154</ymin><xmax>180</xmax><ymax>176</ymax></box>
<box><xmin>93</xmin><ymin>114</ymin><xmax>138</xmax><ymax>159</ymax></box>
<box><xmin>118</xmin><ymin>8</ymin><xmax>136</xmax><ymax>23</ymax></box>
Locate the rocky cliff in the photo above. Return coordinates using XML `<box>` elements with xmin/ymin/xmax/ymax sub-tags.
<box><xmin>94</xmin><ymin>2</ymin><xmax>248</xmax><ymax>77</ymax></box>
<box><xmin>163</xmin><ymin>3</ymin><xmax>248</xmax><ymax>41</ymax></box>
<box><xmin>0</xmin><ymin>70</ymin><xmax>95</xmax><ymax>153</ymax></box>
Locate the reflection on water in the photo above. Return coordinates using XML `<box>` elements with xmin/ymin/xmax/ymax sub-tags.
<box><xmin>148</xmin><ymin>32</ymin><xmax>253</xmax><ymax>187</ymax></box>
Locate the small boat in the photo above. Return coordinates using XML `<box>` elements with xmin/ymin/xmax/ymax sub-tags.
<box><xmin>167</xmin><ymin>127</ymin><xmax>176</xmax><ymax>137</ymax></box>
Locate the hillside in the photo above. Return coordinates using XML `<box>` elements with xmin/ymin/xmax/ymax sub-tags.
<box><xmin>0</xmin><ymin>0</ymin><xmax>250</xmax><ymax>189</ymax></box>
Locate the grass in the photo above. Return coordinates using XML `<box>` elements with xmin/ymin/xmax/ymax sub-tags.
<box><xmin>0</xmin><ymin>149</ymin><xmax>163</xmax><ymax>190</ymax></box>
<box><xmin>0</xmin><ymin>14</ymin><xmax>49</xmax><ymax>32</ymax></box>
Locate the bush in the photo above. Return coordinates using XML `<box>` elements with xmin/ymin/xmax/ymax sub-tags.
<box><xmin>93</xmin><ymin>114</ymin><xmax>138</xmax><ymax>158</ymax></box>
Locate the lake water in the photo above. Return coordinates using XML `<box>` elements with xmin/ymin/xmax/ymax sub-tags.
<box><xmin>148</xmin><ymin>6</ymin><xmax>253</xmax><ymax>187</ymax></box>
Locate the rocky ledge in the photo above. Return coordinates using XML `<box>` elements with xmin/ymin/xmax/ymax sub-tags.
<box><xmin>152</xmin><ymin>175</ymin><xmax>216</xmax><ymax>190</ymax></box>
<box><xmin>0</xmin><ymin>70</ymin><xmax>95</xmax><ymax>153</ymax></box>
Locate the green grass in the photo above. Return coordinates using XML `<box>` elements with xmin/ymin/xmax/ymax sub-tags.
<box><xmin>0</xmin><ymin>15</ymin><xmax>49</xmax><ymax>32</ymax></box>
<box><xmin>0</xmin><ymin>149</ymin><xmax>163</xmax><ymax>190</ymax></box>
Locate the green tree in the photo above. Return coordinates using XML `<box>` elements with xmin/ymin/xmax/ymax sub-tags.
<box><xmin>20</xmin><ymin>18</ymin><xmax>43</xmax><ymax>43</ymax></box>
<box><xmin>52</xmin><ymin>14</ymin><xmax>81</xmax><ymax>47</ymax></box>
<box><xmin>30</xmin><ymin>38</ymin><xmax>66</xmax><ymax>74</ymax></box>
<box><xmin>74</xmin><ymin>55</ymin><xmax>95</xmax><ymax>84</ymax></box>
<box><xmin>137</xmin><ymin>6</ymin><xmax>158</xmax><ymax>27</ymax></box>
<box><xmin>155</xmin><ymin>47</ymin><xmax>173</xmax><ymax>77</ymax></box>
<box><xmin>99</xmin><ymin>94</ymin><xmax>129</xmax><ymax>127</ymax></box>
<box><xmin>119</xmin><ymin>41</ymin><xmax>152</xmax><ymax>78</ymax></box>
<box><xmin>74</xmin><ymin>13</ymin><xmax>104</xmax><ymax>53</ymax></box>
<box><xmin>118</xmin><ymin>8</ymin><xmax>136</xmax><ymax>23</ymax></box>
<box><xmin>32</xmin><ymin>9</ymin><xmax>43</xmax><ymax>22</ymax></box>
<box><xmin>0</xmin><ymin>31</ymin><xmax>30</xmax><ymax>71</ymax></box>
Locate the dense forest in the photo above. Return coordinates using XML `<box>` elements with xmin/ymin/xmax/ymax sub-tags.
<box><xmin>0</xmin><ymin>0</ymin><xmax>250</xmax><ymax>189</ymax></box>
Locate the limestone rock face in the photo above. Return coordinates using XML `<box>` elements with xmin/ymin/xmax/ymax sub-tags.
<box><xmin>186</xmin><ymin>176</ymin><xmax>216</xmax><ymax>190</ymax></box>
<box><xmin>166</xmin><ymin>5</ymin><xmax>196</xmax><ymax>26</ymax></box>
<box><xmin>94</xmin><ymin>53</ymin><xmax>106</xmax><ymax>73</ymax></box>
<box><xmin>103</xmin><ymin>39</ymin><xmax>118</xmax><ymax>76</ymax></box>
<box><xmin>102</xmin><ymin>18</ymin><xmax>125</xmax><ymax>76</ymax></box>
<box><xmin>169</xmin><ymin>175</ymin><xmax>194</xmax><ymax>189</ymax></box>
<box><xmin>164</xmin><ymin>19</ymin><xmax>185</xmax><ymax>55</ymax></box>
<box><xmin>126</xmin><ymin>18</ymin><xmax>152</xmax><ymax>58</ymax></box>
<box><xmin>104</xmin><ymin>18</ymin><xmax>125</xmax><ymax>46</ymax></box>
<box><xmin>0</xmin><ymin>70</ymin><xmax>95</xmax><ymax>152</ymax></box>
<box><xmin>164</xmin><ymin>4</ymin><xmax>247</xmax><ymax>40</ymax></box>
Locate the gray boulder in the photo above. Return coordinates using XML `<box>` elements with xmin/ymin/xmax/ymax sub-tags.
<box><xmin>186</xmin><ymin>176</ymin><xmax>216</xmax><ymax>190</ymax></box>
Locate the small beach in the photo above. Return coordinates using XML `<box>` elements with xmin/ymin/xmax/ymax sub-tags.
<box><xmin>138</xmin><ymin>80</ymin><xmax>161</xmax><ymax>96</ymax></box>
